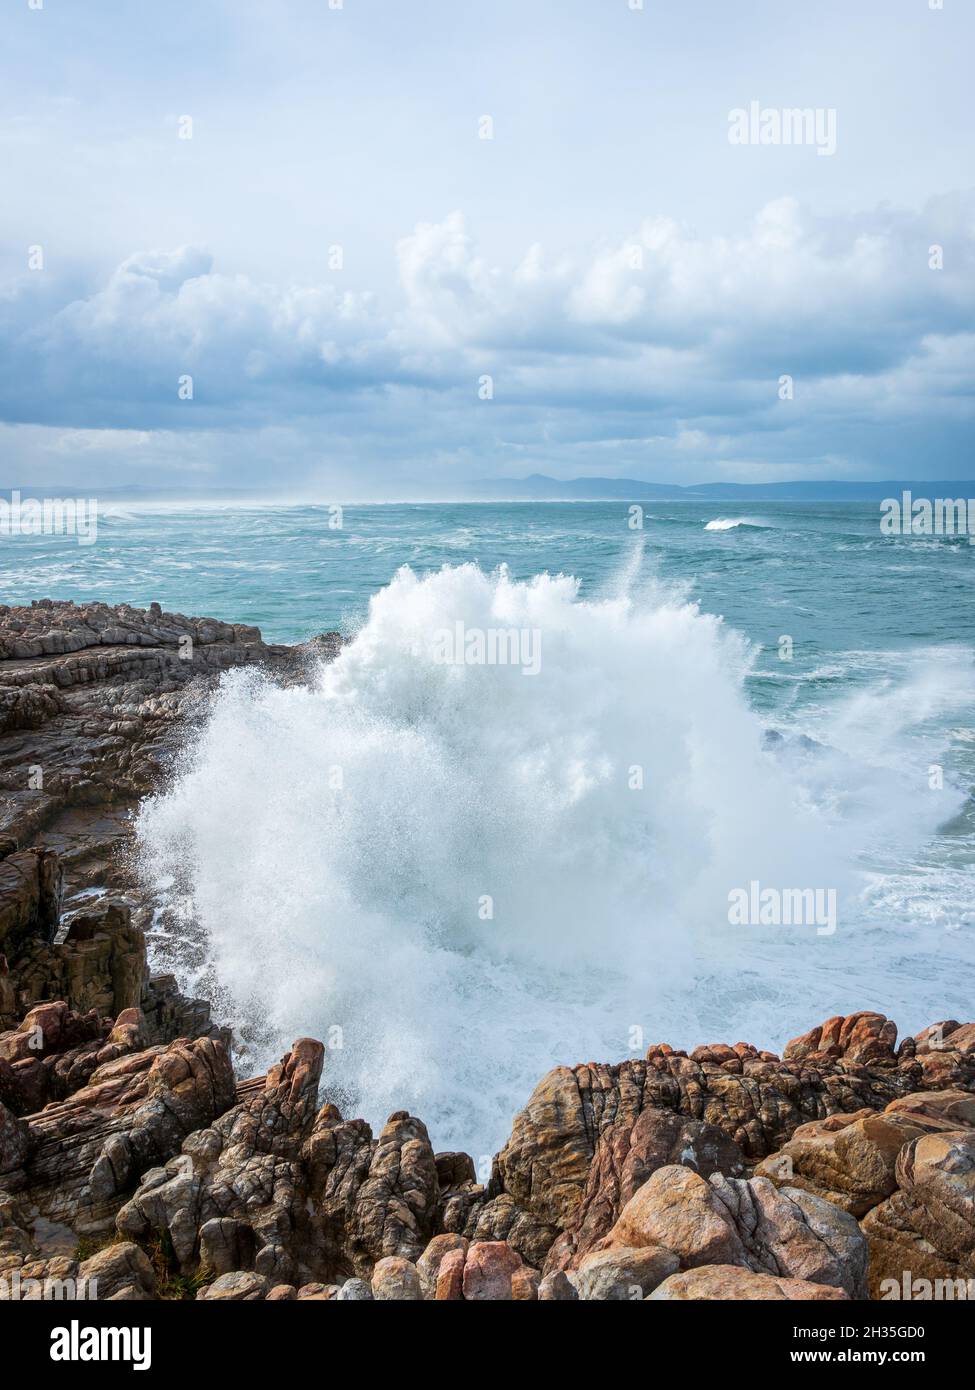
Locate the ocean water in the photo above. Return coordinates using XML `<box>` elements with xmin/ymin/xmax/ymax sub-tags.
<box><xmin>4</xmin><ymin>500</ymin><xmax>974</xmax><ymax>1158</ymax></box>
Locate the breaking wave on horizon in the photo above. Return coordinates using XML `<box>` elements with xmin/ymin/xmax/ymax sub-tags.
<box><xmin>704</xmin><ymin>517</ymin><xmax>773</xmax><ymax>531</ymax></box>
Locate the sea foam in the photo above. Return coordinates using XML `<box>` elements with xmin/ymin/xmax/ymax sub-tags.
<box><xmin>704</xmin><ymin>516</ymin><xmax>769</xmax><ymax>531</ymax></box>
<box><xmin>136</xmin><ymin>561</ymin><xmax>968</xmax><ymax>1157</ymax></box>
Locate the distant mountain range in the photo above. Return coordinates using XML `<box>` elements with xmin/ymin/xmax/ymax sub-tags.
<box><xmin>464</xmin><ymin>475</ymin><xmax>975</xmax><ymax>501</ymax></box>
<box><xmin>6</xmin><ymin>477</ymin><xmax>975</xmax><ymax>503</ymax></box>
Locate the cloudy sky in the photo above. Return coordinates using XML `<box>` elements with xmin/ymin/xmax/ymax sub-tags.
<box><xmin>1</xmin><ymin>0</ymin><xmax>972</xmax><ymax>495</ymax></box>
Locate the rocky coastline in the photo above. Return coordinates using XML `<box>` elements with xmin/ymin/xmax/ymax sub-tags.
<box><xmin>1</xmin><ymin>600</ymin><xmax>973</xmax><ymax>1302</ymax></box>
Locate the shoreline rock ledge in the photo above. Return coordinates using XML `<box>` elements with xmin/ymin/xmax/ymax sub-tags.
<box><xmin>2</xmin><ymin>602</ymin><xmax>973</xmax><ymax>1300</ymax></box>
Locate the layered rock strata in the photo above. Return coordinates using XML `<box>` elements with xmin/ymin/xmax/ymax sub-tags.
<box><xmin>2</xmin><ymin>602</ymin><xmax>972</xmax><ymax>1300</ymax></box>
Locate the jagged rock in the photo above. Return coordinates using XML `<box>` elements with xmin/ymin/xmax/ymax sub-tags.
<box><xmin>199</xmin><ymin>1217</ymin><xmax>256</xmax><ymax>1275</ymax></box>
<box><xmin>0</xmin><ymin>601</ymin><xmax>336</xmax><ymax>844</ymax></box>
<box><xmin>9</xmin><ymin>599</ymin><xmax>972</xmax><ymax>1310</ymax></box>
<box><xmin>20</xmin><ymin>1034</ymin><xmax>236</xmax><ymax>1236</ymax></box>
<box><xmin>435</xmin><ymin>1151</ymin><xmax>477</xmax><ymax>1187</ymax></box>
<box><xmin>434</xmin><ymin>1150</ymin><xmax>485</xmax><ymax>1233</ymax></box>
<box><xmin>0</xmin><ymin>600</ymin><xmax>316</xmax><ymax>851</ymax></box>
<box><xmin>371</xmin><ymin>1255</ymin><xmax>422</xmax><ymax>1300</ymax></box>
<box><xmin>0</xmin><ymin>602</ymin><xmax>340</xmax><ymax>1056</ymax></box>
<box><xmin>784</xmin><ymin>1012</ymin><xmax>900</xmax><ymax>1066</ymax></box>
<box><xmin>913</xmin><ymin>1022</ymin><xmax>975</xmax><ymax>1089</ymax></box>
<box><xmin>0</xmin><ymin>847</ymin><xmax>151</xmax><ymax>1029</ymax></box>
<box><xmin>298</xmin><ymin>1103</ymin><xmax>443</xmax><ymax>1278</ymax></box>
<box><xmin>755</xmin><ymin>1090</ymin><xmax>975</xmax><ymax>1217</ymax></box>
<box><xmin>116</xmin><ymin>1039</ymin><xmax>324</xmax><ymax>1284</ymax></box>
<box><xmin>139</xmin><ymin>974</ymin><xmax>228</xmax><ymax>1050</ymax></box>
<box><xmin>546</xmin><ymin>1105</ymin><xmax>746</xmax><ymax>1271</ymax></box>
<box><xmin>572</xmin><ymin>1244</ymin><xmax>679</xmax><ymax>1300</ymax></box>
<box><xmin>1</xmin><ymin>698</ymin><xmax>973</xmax><ymax>1321</ymax></box>
<box><xmin>0</xmin><ymin>850</ymin><xmax>62</xmax><ymax>1002</ymax></box>
<box><xmin>610</xmin><ymin>1165</ymin><xmax>741</xmax><ymax>1266</ymax></box>
<box><xmin>603</xmin><ymin>1165</ymin><xmax>866</xmax><ymax>1298</ymax></box>
<box><xmin>345</xmin><ymin>1111</ymin><xmax>440</xmax><ymax>1268</ymax></box>
<box><xmin>648</xmin><ymin>1266</ymin><xmax>850</xmax><ymax>1300</ymax></box>
<box><xmin>11</xmin><ymin>902</ymin><xmax>146</xmax><ymax>1024</ymax></box>
<box><xmin>463</xmin><ymin>1191</ymin><xmax>553</xmax><ymax>1268</ymax></box>
<box><xmin>0</xmin><ymin>1004</ymin><xmax>146</xmax><ymax>1116</ymax></box>
<box><xmin>0</xmin><ymin>857</ymin><xmax>221</xmax><ymax>1062</ymax></box>
<box><xmin>861</xmin><ymin>1129</ymin><xmax>975</xmax><ymax>1297</ymax></box>
<box><xmin>299</xmin><ymin>1107</ymin><xmax>374</xmax><ymax>1269</ymax></box>
<box><xmin>496</xmin><ymin>1021</ymin><xmax>946</xmax><ymax>1269</ymax></box>
<box><xmin>1</xmin><ymin>1000</ymin><xmax>105</xmax><ymax>1065</ymax></box>
<box><xmin>1</xmin><ymin>1253</ymin><xmax>82</xmax><ymax>1300</ymax></box>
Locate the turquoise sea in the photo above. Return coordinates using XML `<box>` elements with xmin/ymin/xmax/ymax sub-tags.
<box><xmin>5</xmin><ymin>499</ymin><xmax>974</xmax><ymax>1151</ymax></box>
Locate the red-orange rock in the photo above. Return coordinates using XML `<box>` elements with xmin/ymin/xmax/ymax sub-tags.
<box><xmin>461</xmin><ymin>1241</ymin><xmax>525</xmax><ymax>1301</ymax></box>
<box><xmin>434</xmin><ymin>1247</ymin><xmax>465</xmax><ymax>1300</ymax></box>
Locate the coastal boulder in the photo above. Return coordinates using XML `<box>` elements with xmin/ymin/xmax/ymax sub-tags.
<box><xmin>76</xmin><ymin>1242</ymin><xmax>156</xmax><ymax>1301</ymax></box>
<box><xmin>197</xmin><ymin>1271</ymin><xmax>269</xmax><ymax>1301</ymax></box>
<box><xmin>861</xmin><ymin>1129</ymin><xmax>975</xmax><ymax>1298</ymax></box>
<box><xmin>755</xmin><ymin>1090</ymin><xmax>975</xmax><ymax>1217</ymax></box>
<box><xmin>434</xmin><ymin>1246</ymin><xmax>466</xmax><ymax>1300</ymax></box>
<box><xmin>417</xmin><ymin>1232</ymin><xmax>468</xmax><ymax>1299</ymax></box>
<box><xmin>371</xmin><ymin>1255</ymin><xmax>422</xmax><ymax>1300</ymax></box>
<box><xmin>572</xmin><ymin>1244</ymin><xmax>679</xmax><ymax>1300</ymax></box>
<box><xmin>336</xmin><ymin>1278</ymin><xmax>373</xmax><ymax>1300</ymax></box>
<box><xmin>603</xmin><ymin>1165</ymin><xmax>866</xmax><ymax>1297</ymax></box>
<box><xmin>649</xmin><ymin>1266</ymin><xmax>850</xmax><ymax>1301</ymax></box>
<box><xmin>461</xmin><ymin>1241</ymin><xmax>529</xmax><ymax>1301</ymax></box>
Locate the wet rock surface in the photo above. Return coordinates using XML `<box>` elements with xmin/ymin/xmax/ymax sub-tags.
<box><xmin>1</xmin><ymin>604</ymin><xmax>973</xmax><ymax>1300</ymax></box>
<box><xmin>2</xmin><ymin>998</ymin><xmax>971</xmax><ymax>1300</ymax></box>
<box><xmin>0</xmin><ymin>601</ymin><xmax>335</xmax><ymax>1052</ymax></box>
